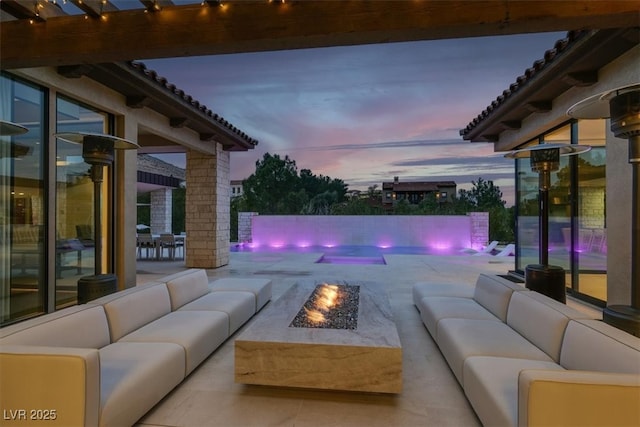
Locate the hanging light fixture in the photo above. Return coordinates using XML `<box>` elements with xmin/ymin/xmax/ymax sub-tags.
<box><xmin>567</xmin><ymin>83</ymin><xmax>640</xmax><ymax>336</ymax></box>
<box><xmin>505</xmin><ymin>143</ymin><xmax>591</xmax><ymax>303</ymax></box>
<box><xmin>55</xmin><ymin>132</ymin><xmax>139</xmax><ymax>303</ymax></box>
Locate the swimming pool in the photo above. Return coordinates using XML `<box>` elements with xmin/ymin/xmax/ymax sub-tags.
<box><xmin>230</xmin><ymin>244</ymin><xmax>466</xmax><ymax>257</ymax></box>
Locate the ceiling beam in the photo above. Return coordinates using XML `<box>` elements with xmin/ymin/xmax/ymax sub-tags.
<box><xmin>2</xmin><ymin>1</ymin><xmax>639</xmax><ymax>70</ymax></box>
<box><xmin>68</xmin><ymin>0</ymin><xmax>119</xmax><ymax>19</ymax></box>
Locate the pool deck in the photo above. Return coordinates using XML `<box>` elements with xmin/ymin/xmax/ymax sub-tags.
<box><xmin>134</xmin><ymin>251</ymin><xmax>601</xmax><ymax>427</ymax></box>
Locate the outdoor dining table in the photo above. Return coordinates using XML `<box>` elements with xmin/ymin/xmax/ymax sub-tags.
<box><xmin>136</xmin><ymin>234</ymin><xmax>185</xmax><ymax>260</ymax></box>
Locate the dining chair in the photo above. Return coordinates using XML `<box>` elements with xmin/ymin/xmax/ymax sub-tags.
<box><xmin>159</xmin><ymin>233</ymin><xmax>178</xmax><ymax>260</ymax></box>
<box><xmin>137</xmin><ymin>234</ymin><xmax>156</xmax><ymax>259</ymax></box>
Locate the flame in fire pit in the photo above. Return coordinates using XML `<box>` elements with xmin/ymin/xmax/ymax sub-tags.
<box><xmin>304</xmin><ymin>284</ymin><xmax>340</xmax><ymax>324</ymax></box>
<box><xmin>290</xmin><ymin>283</ymin><xmax>360</xmax><ymax>329</ymax></box>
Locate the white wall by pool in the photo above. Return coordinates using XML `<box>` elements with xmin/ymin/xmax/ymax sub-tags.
<box><xmin>246</xmin><ymin>215</ymin><xmax>485</xmax><ymax>250</ymax></box>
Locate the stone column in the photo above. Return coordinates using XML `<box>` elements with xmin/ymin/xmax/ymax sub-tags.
<box><xmin>150</xmin><ymin>188</ymin><xmax>172</xmax><ymax>234</ymax></box>
<box><xmin>469</xmin><ymin>212</ymin><xmax>490</xmax><ymax>250</ymax></box>
<box><xmin>185</xmin><ymin>144</ymin><xmax>230</xmax><ymax>268</ymax></box>
<box><xmin>238</xmin><ymin>212</ymin><xmax>259</xmax><ymax>243</ymax></box>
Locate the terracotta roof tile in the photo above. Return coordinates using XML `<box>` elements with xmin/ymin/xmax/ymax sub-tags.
<box><xmin>459</xmin><ymin>30</ymin><xmax>589</xmax><ymax>138</ymax></box>
<box><xmin>127</xmin><ymin>61</ymin><xmax>258</xmax><ymax>147</ymax></box>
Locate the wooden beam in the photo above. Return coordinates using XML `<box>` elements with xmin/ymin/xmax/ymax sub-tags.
<box><xmin>2</xmin><ymin>1</ymin><xmax>639</xmax><ymax>69</ymax></box>
<box><xmin>524</xmin><ymin>101</ymin><xmax>553</xmax><ymax>113</ymax></box>
<box><xmin>562</xmin><ymin>70</ymin><xmax>599</xmax><ymax>86</ymax></box>
<box><xmin>69</xmin><ymin>0</ymin><xmax>119</xmax><ymax>19</ymax></box>
<box><xmin>126</xmin><ymin>95</ymin><xmax>151</xmax><ymax>108</ymax></box>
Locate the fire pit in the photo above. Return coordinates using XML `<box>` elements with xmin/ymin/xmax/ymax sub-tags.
<box><xmin>234</xmin><ymin>281</ymin><xmax>402</xmax><ymax>393</ymax></box>
<box><xmin>290</xmin><ymin>283</ymin><xmax>360</xmax><ymax>330</ymax></box>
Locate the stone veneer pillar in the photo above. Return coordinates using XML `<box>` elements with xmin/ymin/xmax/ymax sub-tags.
<box><xmin>469</xmin><ymin>212</ymin><xmax>490</xmax><ymax>250</ymax></box>
<box><xmin>185</xmin><ymin>145</ymin><xmax>230</xmax><ymax>268</ymax></box>
<box><xmin>150</xmin><ymin>188</ymin><xmax>172</xmax><ymax>234</ymax></box>
<box><xmin>238</xmin><ymin>212</ymin><xmax>259</xmax><ymax>243</ymax></box>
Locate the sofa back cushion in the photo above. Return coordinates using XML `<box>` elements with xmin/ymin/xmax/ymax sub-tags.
<box><xmin>0</xmin><ymin>305</ymin><xmax>110</xmax><ymax>348</ymax></box>
<box><xmin>561</xmin><ymin>319</ymin><xmax>640</xmax><ymax>374</ymax></box>
<box><xmin>103</xmin><ymin>284</ymin><xmax>171</xmax><ymax>341</ymax></box>
<box><xmin>473</xmin><ymin>274</ymin><xmax>525</xmax><ymax>321</ymax></box>
<box><xmin>506</xmin><ymin>292</ymin><xmax>591</xmax><ymax>362</ymax></box>
<box><xmin>165</xmin><ymin>269</ymin><xmax>210</xmax><ymax>311</ymax></box>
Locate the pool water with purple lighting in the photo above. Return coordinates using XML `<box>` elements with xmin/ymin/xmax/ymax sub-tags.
<box><xmin>230</xmin><ymin>244</ymin><xmax>466</xmax><ymax>265</ymax></box>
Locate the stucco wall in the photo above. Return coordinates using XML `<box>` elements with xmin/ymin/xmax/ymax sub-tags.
<box><xmin>249</xmin><ymin>215</ymin><xmax>479</xmax><ymax>250</ymax></box>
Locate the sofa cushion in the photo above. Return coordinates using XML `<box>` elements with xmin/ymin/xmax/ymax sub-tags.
<box><xmin>0</xmin><ymin>305</ymin><xmax>110</xmax><ymax>349</ymax></box>
<box><xmin>165</xmin><ymin>269</ymin><xmax>210</xmax><ymax>311</ymax></box>
<box><xmin>506</xmin><ymin>291</ymin><xmax>591</xmax><ymax>362</ymax></box>
<box><xmin>178</xmin><ymin>291</ymin><xmax>255</xmax><ymax>335</ymax></box>
<box><xmin>412</xmin><ymin>282</ymin><xmax>474</xmax><ymax>309</ymax></box>
<box><xmin>1</xmin><ymin>345</ymin><xmax>101</xmax><ymax>427</ymax></box>
<box><xmin>437</xmin><ymin>318</ymin><xmax>554</xmax><ymax>385</ymax></box>
<box><xmin>210</xmin><ymin>278</ymin><xmax>273</xmax><ymax>312</ymax></box>
<box><xmin>118</xmin><ymin>310</ymin><xmax>229</xmax><ymax>375</ymax></box>
<box><xmin>473</xmin><ymin>274</ymin><xmax>526</xmax><ymax>321</ymax></box>
<box><xmin>99</xmin><ymin>342</ymin><xmax>185</xmax><ymax>427</ymax></box>
<box><xmin>418</xmin><ymin>296</ymin><xmax>499</xmax><ymax>339</ymax></box>
<box><xmin>463</xmin><ymin>356</ymin><xmax>564</xmax><ymax>427</ymax></box>
<box><xmin>561</xmin><ymin>319</ymin><xmax>640</xmax><ymax>374</ymax></box>
<box><xmin>103</xmin><ymin>284</ymin><xmax>172</xmax><ymax>342</ymax></box>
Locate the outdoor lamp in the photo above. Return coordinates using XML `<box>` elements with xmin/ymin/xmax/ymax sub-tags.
<box><xmin>0</xmin><ymin>119</ymin><xmax>28</xmax><ymax>136</ymax></box>
<box><xmin>505</xmin><ymin>143</ymin><xmax>591</xmax><ymax>303</ymax></box>
<box><xmin>0</xmin><ymin>119</ymin><xmax>30</xmax><ymax>158</ymax></box>
<box><xmin>55</xmin><ymin>132</ymin><xmax>139</xmax><ymax>303</ymax></box>
<box><xmin>567</xmin><ymin>83</ymin><xmax>640</xmax><ymax>336</ymax></box>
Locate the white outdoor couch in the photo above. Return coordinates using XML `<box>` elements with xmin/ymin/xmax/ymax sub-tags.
<box><xmin>413</xmin><ymin>273</ymin><xmax>640</xmax><ymax>427</ymax></box>
<box><xmin>0</xmin><ymin>269</ymin><xmax>271</xmax><ymax>427</ymax></box>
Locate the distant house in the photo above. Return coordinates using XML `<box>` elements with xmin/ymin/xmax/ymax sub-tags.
<box><xmin>230</xmin><ymin>180</ymin><xmax>244</xmax><ymax>198</ymax></box>
<box><xmin>382</xmin><ymin>177</ymin><xmax>457</xmax><ymax>208</ymax></box>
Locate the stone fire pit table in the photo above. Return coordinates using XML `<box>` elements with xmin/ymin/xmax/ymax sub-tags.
<box><xmin>234</xmin><ymin>280</ymin><xmax>402</xmax><ymax>394</ymax></box>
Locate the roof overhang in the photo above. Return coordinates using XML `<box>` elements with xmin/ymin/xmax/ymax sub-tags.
<box><xmin>56</xmin><ymin>61</ymin><xmax>258</xmax><ymax>151</ymax></box>
<box><xmin>460</xmin><ymin>27</ymin><xmax>640</xmax><ymax>144</ymax></box>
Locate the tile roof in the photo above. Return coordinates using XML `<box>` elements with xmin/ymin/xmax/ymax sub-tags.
<box><xmin>459</xmin><ymin>30</ymin><xmax>589</xmax><ymax>139</ymax></box>
<box><xmin>127</xmin><ymin>60</ymin><xmax>258</xmax><ymax>147</ymax></box>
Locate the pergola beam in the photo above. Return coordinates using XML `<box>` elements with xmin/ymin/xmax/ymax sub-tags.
<box><xmin>2</xmin><ymin>1</ymin><xmax>639</xmax><ymax>70</ymax></box>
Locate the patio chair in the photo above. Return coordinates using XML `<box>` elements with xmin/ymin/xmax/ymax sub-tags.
<box><xmin>159</xmin><ymin>233</ymin><xmax>183</xmax><ymax>260</ymax></box>
<box><xmin>76</xmin><ymin>224</ymin><xmax>94</xmax><ymax>247</ymax></box>
<box><xmin>494</xmin><ymin>243</ymin><xmax>515</xmax><ymax>257</ymax></box>
<box><xmin>137</xmin><ymin>234</ymin><xmax>156</xmax><ymax>259</ymax></box>
<box><xmin>471</xmin><ymin>240</ymin><xmax>499</xmax><ymax>256</ymax></box>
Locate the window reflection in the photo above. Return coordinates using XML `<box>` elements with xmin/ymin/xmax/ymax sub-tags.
<box><xmin>55</xmin><ymin>97</ymin><xmax>109</xmax><ymax>308</ymax></box>
<box><xmin>1</xmin><ymin>75</ymin><xmax>46</xmax><ymax>324</ymax></box>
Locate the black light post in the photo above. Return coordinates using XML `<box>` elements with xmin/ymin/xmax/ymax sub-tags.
<box><xmin>505</xmin><ymin>143</ymin><xmax>591</xmax><ymax>303</ymax></box>
<box><xmin>55</xmin><ymin>132</ymin><xmax>139</xmax><ymax>303</ymax></box>
<box><xmin>568</xmin><ymin>83</ymin><xmax>640</xmax><ymax>336</ymax></box>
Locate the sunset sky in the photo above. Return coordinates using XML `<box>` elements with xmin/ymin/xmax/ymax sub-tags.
<box><xmin>144</xmin><ymin>31</ymin><xmax>566</xmax><ymax>206</ymax></box>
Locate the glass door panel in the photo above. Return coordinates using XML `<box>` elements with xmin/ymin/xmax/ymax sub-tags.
<box><xmin>55</xmin><ymin>97</ymin><xmax>109</xmax><ymax>308</ymax></box>
<box><xmin>575</xmin><ymin>120</ymin><xmax>606</xmax><ymax>302</ymax></box>
<box><xmin>1</xmin><ymin>75</ymin><xmax>46</xmax><ymax>325</ymax></box>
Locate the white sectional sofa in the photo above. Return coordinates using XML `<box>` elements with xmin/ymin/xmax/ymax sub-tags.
<box><xmin>413</xmin><ymin>273</ymin><xmax>640</xmax><ymax>427</ymax></box>
<box><xmin>0</xmin><ymin>269</ymin><xmax>271</xmax><ymax>427</ymax></box>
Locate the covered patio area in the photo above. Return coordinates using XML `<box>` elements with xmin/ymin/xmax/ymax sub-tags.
<box><xmin>134</xmin><ymin>251</ymin><xmax>599</xmax><ymax>427</ymax></box>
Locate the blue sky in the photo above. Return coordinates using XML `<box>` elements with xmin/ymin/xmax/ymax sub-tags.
<box><xmin>145</xmin><ymin>31</ymin><xmax>566</xmax><ymax>205</ymax></box>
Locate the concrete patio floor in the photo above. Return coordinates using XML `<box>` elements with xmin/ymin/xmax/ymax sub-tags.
<box><xmin>133</xmin><ymin>251</ymin><xmax>600</xmax><ymax>427</ymax></box>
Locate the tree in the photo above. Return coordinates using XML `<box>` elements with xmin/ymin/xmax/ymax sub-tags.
<box><xmin>240</xmin><ymin>152</ymin><xmax>348</xmax><ymax>215</ymax></box>
<box><xmin>242</xmin><ymin>153</ymin><xmax>300</xmax><ymax>214</ymax></box>
<box><xmin>458</xmin><ymin>178</ymin><xmax>513</xmax><ymax>242</ymax></box>
<box><xmin>459</xmin><ymin>177</ymin><xmax>505</xmax><ymax>210</ymax></box>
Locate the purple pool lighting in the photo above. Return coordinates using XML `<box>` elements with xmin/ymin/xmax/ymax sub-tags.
<box><xmin>316</xmin><ymin>255</ymin><xmax>386</xmax><ymax>265</ymax></box>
